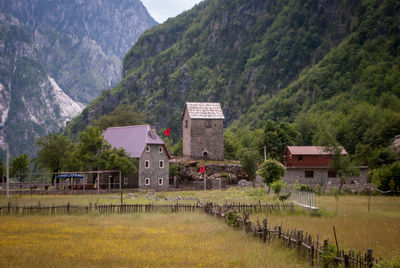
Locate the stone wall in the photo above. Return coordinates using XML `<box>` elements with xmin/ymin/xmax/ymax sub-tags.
<box><xmin>138</xmin><ymin>144</ymin><xmax>169</xmax><ymax>189</ymax></box>
<box><xmin>283</xmin><ymin>167</ymin><xmax>369</xmax><ymax>188</ymax></box>
<box><xmin>182</xmin><ymin>108</ymin><xmax>224</xmax><ymax>161</ymax></box>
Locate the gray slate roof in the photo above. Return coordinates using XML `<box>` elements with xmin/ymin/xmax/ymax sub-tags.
<box><xmin>103</xmin><ymin>125</ymin><xmax>165</xmax><ymax>158</ymax></box>
<box><xmin>184</xmin><ymin>102</ymin><xmax>225</xmax><ymax>119</ymax></box>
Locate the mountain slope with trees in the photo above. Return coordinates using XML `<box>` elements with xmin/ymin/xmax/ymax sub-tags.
<box><xmin>65</xmin><ymin>0</ymin><xmax>400</xmax><ymax>189</ymax></box>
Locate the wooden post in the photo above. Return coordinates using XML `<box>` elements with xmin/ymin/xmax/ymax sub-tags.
<box><xmin>120</xmin><ymin>191</ymin><xmax>123</xmax><ymax>205</ymax></box>
<box><xmin>97</xmin><ymin>172</ymin><xmax>100</xmax><ymax>194</ymax></box>
<box><xmin>333</xmin><ymin>226</ymin><xmax>339</xmax><ymax>253</ymax></box>
<box><xmin>6</xmin><ymin>143</ymin><xmax>9</xmax><ymax>199</ymax></box>
<box><xmin>366</xmin><ymin>248</ymin><xmax>373</xmax><ymax>267</ymax></box>
<box><xmin>119</xmin><ymin>171</ymin><xmax>122</xmax><ymax>190</ymax></box>
<box><xmin>368</xmin><ymin>190</ymin><xmax>371</xmax><ymax>212</ymax></box>
<box><xmin>262</xmin><ymin>219</ymin><xmax>267</xmax><ymax>243</ymax></box>
<box><xmin>343</xmin><ymin>252</ymin><xmax>349</xmax><ymax>268</ymax></box>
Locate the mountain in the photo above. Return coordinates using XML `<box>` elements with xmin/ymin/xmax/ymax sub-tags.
<box><xmin>0</xmin><ymin>0</ymin><xmax>157</xmax><ymax>156</ymax></box>
<box><xmin>66</xmin><ymin>0</ymin><xmax>400</xmax><ymax>153</ymax></box>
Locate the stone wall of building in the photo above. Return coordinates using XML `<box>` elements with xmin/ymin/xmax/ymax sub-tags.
<box><xmin>283</xmin><ymin>167</ymin><xmax>369</xmax><ymax>188</ymax></box>
<box><xmin>138</xmin><ymin>144</ymin><xmax>169</xmax><ymax>189</ymax></box>
<box><xmin>189</xmin><ymin>119</ymin><xmax>224</xmax><ymax>160</ymax></box>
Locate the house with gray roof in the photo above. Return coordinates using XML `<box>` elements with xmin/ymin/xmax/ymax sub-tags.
<box><xmin>103</xmin><ymin>125</ymin><xmax>171</xmax><ymax>189</ymax></box>
<box><xmin>182</xmin><ymin>102</ymin><xmax>224</xmax><ymax>161</ymax></box>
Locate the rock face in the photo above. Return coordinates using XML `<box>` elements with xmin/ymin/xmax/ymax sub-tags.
<box><xmin>0</xmin><ymin>0</ymin><xmax>157</xmax><ymax>156</ymax></box>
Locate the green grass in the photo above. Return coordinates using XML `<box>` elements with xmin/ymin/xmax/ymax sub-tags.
<box><xmin>0</xmin><ymin>187</ymin><xmax>276</xmax><ymax>206</ymax></box>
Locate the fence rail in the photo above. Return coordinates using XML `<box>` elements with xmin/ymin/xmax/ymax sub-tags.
<box><xmin>0</xmin><ymin>202</ymin><xmax>295</xmax><ymax>215</ymax></box>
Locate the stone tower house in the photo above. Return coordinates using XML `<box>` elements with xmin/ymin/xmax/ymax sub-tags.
<box><xmin>182</xmin><ymin>102</ymin><xmax>224</xmax><ymax>161</ymax></box>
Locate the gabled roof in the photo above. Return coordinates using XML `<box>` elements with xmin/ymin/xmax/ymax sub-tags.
<box><xmin>103</xmin><ymin>125</ymin><xmax>170</xmax><ymax>158</ymax></box>
<box><xmin>287</xmin><ymin>146</ymin><xmax>348</xmax><ymax>155</ymax></box>
<box><xmin>183</xmin><ymin>102</ymin><xmax>225</xmax><ymax>119</ymax></box>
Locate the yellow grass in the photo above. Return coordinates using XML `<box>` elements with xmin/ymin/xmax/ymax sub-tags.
<box><xmin>251</xmin><ymin>195</ymin><xmax>400</xmax><ymax>260</ymax></box>
<box><xmin>0</xmin><ymin>213</ymin><xmax>308</xmax><ymax>268</ymax></box>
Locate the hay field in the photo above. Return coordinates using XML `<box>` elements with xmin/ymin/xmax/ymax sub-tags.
<box><xmin>251</xmin><ymin>195</ymin><xmax>400</xmax><ymax>260</ymax></box>
<box><xmin>0</xmin><ymin>213</ymin><xmax>307</xmax><ymax>268</ymax></box>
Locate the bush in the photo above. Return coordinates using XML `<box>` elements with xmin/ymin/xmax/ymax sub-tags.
<box><xmin>246</xmin><ymin>188</ymin><xmax>267</xmax><ymax>198</ymax></box>
<box><xmin>295</xmin><ymin>183</ymin><xmax>314</xmax><ymax>192</ymax></box>
<box><xmin>270</xmin><ymin>179</ymin><xmax>287</xmax><ymax>195</ymax></box>
<box><xmin>225</xmin><ymin>210</ymin><xmax>239</xmax><ymax>228</ymax></box>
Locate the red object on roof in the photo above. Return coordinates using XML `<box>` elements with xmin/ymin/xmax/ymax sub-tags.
<box><xmin>284</xmin><ymin>146</ymin><xmax>347</xmax><ymax>167</ymax></box>
<box><xmin>287</xmin><ymin>146</ymin><xmax>348</xmax><ymax>155</ymax></box>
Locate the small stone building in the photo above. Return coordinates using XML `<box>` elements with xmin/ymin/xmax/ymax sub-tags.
<box><xmin>182</xmin><ymin>102</ymin><xmax>224</xmax><ymax>161</ymax></box>
<box><xmin>103</xmin><ymin>125</ymin><xmax>171</xmax><ymax>189</ymax></box>
<box><xmin>283</xmin><ymin>146</ymin><xmax>368</xmax><ymax>187</ymax></box>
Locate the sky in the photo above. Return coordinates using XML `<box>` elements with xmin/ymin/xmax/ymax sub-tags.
<box><xmin>141</xmin><ymin>0</ymin><xmax>204</xmax><ymax>23</ymax></box>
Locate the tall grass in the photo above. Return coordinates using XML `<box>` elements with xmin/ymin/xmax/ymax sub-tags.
<box><xmin>251</xmin><ymin>195</ymin><xmax>400</xmax><ymax>259</ymax></box>
<box><xmin>0</xmin><ymin>213</ymin><xmax>308</xmax><ymax>267</ymax></box>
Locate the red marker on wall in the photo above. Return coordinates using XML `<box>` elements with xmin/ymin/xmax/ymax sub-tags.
<box><xmin>200</xmin><ymin>166</ymin><xmax>205</xmax><ymax>173</ymax></box>
<box><xmin>164</xmin><ymin>128</ymin><xmax>170</xmax><ymax>136</ymax></box>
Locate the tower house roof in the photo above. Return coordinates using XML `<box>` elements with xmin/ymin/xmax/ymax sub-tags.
<box><xmin>183</xmin><ymin>102</ymin><xmax>225</xmax><ymax>119</ymax></box>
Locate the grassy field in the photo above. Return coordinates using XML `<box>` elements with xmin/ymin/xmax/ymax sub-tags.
<box><xmin>0</xmin><ymin>213</ymin><xmax>307</xmax><ymax>268</ymax></box>
<box><xmin>0</xmin><ymin>188</ymin><xmax>399</xmax><ymax>265</ymax></box>
<box><xmin>251</xmin><ymin>195</ymin><xmax>400</xmax><ymax>260</ymax></box>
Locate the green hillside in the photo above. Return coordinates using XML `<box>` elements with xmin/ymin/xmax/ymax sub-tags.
<box><xmin>66</xmin><ymin>0</ymin><xmax>400</xmax><ymax>154</ymax></box>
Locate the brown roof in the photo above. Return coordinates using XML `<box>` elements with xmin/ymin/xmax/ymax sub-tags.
<box><xmin>287</xmin><ymin>146</ymin><xmax>348</xmax><ymax>155</ymax></box>
<box><xmin>184</xmin><ymin>102</ymin><xmax>225</xmax><ymax>119</ymax></box>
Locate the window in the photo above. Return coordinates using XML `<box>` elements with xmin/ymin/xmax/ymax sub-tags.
<box><xmin>145</xmin><ymin>160</ymin><xmax>150</xmax><ymax>169</ymax></box>
<box><xmin>124</xmin><ymin>178</ymin><xmax>128</xmax><ymax>185</ymax></box>
<box><xmin>305</xmin><ymin>171</ymin><xmax>314</xmax><ymax>178</ymax></box>
<box><xmin>184</xmin><ymin>120</ymin><xmax>188</xmax><ymax>128</ymax></box>
<box><xmin>159</xmin><ymin>147</ymin><xmax>163</xmax><ymax>153</ymax></box>
<box><xmin>159</xmin><ymin>160</ymin><xmax>164</xmax><ymax>169</ymax></box>
<box><xmin>205</xmin><ymin>120</ymin><xmax>211</xmax><ymax>128</ymax></box>
<box><xmin>328</xmin><ymin>170</ymin><xmax>336</xmax><ymax>178</ymax></box>
<box><xmin>145</xmin><ymin>178</ymin><xmax>150</xmax><ymax>186</ymax></box>
<box><xmin>145</xmin><ymin>146</ymin><xmax>150</xmax><ymax>152</ymax></box>
<box><xmin>298</xmin><ymin>155</ymin><xmax>303</xmax><ymax>161</ymax></box>
<box><xmin>158</xmin><ymin>178</ymin><xmax>163</xmax><ymax>185</ymax></box>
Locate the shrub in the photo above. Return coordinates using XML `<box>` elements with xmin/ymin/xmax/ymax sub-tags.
<box><xmin>225</xmin><ymin>210</ymin><xmax>239</xmax><ymax>228</ymax></box>
<box><xmin>270</xmin><ymin>179</ymin><xmax>287</xmax><ymax>195</ymax></box>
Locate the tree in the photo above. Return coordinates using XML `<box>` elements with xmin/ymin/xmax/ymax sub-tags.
<box><xmin>263</xmin><ymin>120</ymin><xmax>299</xmax><ymax>161</ymax></box>
<box><xmin>35</xmin><ymin>134</ymin><xmax>74</xmax><ymax>184</ymax></box>
<box><xmin>330</xmin><ymin>147</ymin><xmax>360</xmax><ymax>191</ymax></box>
<box><xmin>257</xmin><ymin>159</ymin><xmax>286</xmax><ymax>194</ymax></box>
<box><xmin>76</xmin><ymin>126</ymin><xmax>110</xmax><ymax>171</ymax></box>
<box><xmin>91</xmin><ymin>105</ymin><xmax>143</xmax><ymax>130</ymax></box>
<box><xmin>98</xmin><ymin>148</ymin><xmax>137</xmax><ymax>175</ymax></box>
<box><xmin>10</xmin><ymin>154</ymin><xmax>30</xmax><ymax>182</ymax></box>
<box><xmin>240</xmin><ymin>150</ymin><xmax>259</xmax><ymax>182</ymax></box>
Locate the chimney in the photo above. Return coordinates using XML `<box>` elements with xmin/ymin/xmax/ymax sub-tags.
<box><xmin>150</xmin><ymin>128</ymin><xmax>157</xmax><ymax>140</ymax></box>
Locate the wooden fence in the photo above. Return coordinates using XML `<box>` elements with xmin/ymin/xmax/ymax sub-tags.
<box><xmin>0</xmin><ymin>201</ymin><xmax>294</xmax><ymax>215</ymax></box>
<box><xmin>203</xmin><ymin>203</ymin><xmax>379</xmax><ymax>267</ymax></box>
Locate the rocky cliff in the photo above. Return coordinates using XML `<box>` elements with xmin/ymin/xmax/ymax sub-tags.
<box><xmin>0</xmin><ymin>0</ymin><xmax>157</xmax><ymax>156</ymax></box>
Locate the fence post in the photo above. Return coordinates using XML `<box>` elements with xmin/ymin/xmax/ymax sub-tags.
<box><xmin>310</xmin><ymin>243</ymin><xmax>314</xmax><ymax>266</ymax></box>
<box><xmin>343</xmin><ymin>252</ymin><xmax>349</xmax><ymax>268</ymax></box>
<box><xmin>366</xmin><ymin>249</ymin><xmax>373</xmax><ymax>267</ymax></box>
<box><xmin>262</xmin><ymin>219</ymin><xmax>267</xmax><ymax>243</ymax></box>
